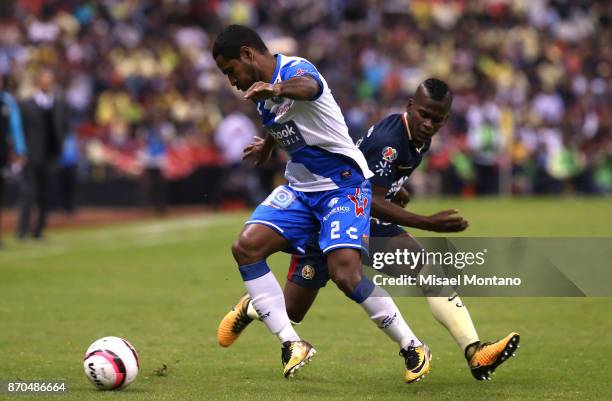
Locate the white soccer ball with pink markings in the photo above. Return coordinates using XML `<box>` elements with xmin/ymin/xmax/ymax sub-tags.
<box><xmin>83</xmin><ymin>336</ymin><xmax>140</xmax><ymax>390</ymax></box>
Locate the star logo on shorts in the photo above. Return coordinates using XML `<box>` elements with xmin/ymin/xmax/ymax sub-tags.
<box><xmin>348</xmin><ymin>187</ymin><xmax>368</xmax><ymax>217</ymax></box>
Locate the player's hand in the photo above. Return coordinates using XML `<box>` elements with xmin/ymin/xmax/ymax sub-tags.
<box><xmin>391</xmin><ymin>187</ymin><xmax>411</xmax><ymax>208</ymax></box>
<box><xmin>425</xmin><ymin>209</ymin><xmax>469</xmax><ymax>232</ymax></box>
<box><xmin>244</xmin><ymin>82</ymin><xmax>281</xmax><ymax>100</ymax></box>
<box><xmin>242</xmin><ymin>136</ymin><xmax>272</xmax><ymax>166</ymax></box>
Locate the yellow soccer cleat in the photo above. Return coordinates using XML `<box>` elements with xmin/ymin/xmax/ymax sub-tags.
<box><xmin>281</xmin><ymin>340</ymin><xmax>316</xmax><ymax>378</ymax></box>
<box><xmin>400</xmin><ymin>341</ymin><xmax>431</xmax><ymax>383</ymax></box>
<box><xmin>469</xmin><ymin>332</ymin><xmax>520</xmax><ymax>380</ymax></box>
<box><xmin>217</xmin><ymin>294</ymin><xmax>254</xmax><ymax>347</ymax></box>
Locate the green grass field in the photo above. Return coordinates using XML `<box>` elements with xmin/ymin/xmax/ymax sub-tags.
<box><xmin>1</xmin><ymin>198</ymin><xmax>611</xmax><ymax>401</ymax></box>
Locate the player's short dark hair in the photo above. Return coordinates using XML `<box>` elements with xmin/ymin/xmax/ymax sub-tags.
<box><xmin>212</xmin><ymin>25</ymin><xmax>268</xmax><ymax>60</ymax></box>
<box><xmin>422</xmin><ymin>78</ymin><xmax>452</xmax><ymax>102</ymax></box>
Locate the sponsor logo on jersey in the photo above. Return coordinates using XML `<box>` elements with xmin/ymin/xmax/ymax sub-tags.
<box><xmin>323</xmin><ymin>205</ymin><xmax>351</xmax><ymax>221</ymax></box>
<box><xmin>264</xmin><ymin>97</ymin><xmax>294</xmax><ymax>119</ymax></box>
<box><xmin>382</xmin><ymin>146</ymin><xmax>398</xmax><ymax>162</ymax></box>
<box><xmin>348</xmin><ymin>187</ymin><xmax>369</xmax><ymax>217</ymax></box>
<box><xmin>375</xmin><ymin>160</ymin><xmax>392</xmax><ymax>177</ymax></box>
<box><xmin>301</xmin><ymin>265</ymin><xmax>315</xmax><ymax>280</ymax></box>
<box><xmin>328</xmin><ymin>197</ymin><xmax>339</xmax><ymax>208</ymax></box>
<box><xmin>388</xmin><ymin>176</ymin><xmax>409</xmax><ymax>198</ymax></box>
<box><xmin>268</xmin><ymin>121</ymin><xmax>306</xmax><ymax>152</ymax></box>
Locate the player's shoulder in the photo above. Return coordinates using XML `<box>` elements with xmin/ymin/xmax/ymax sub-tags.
<box><xmin>279</xmin><ymin>54</ymin><xmax>316</xmax><ymax>67</ymax></box>
<box><xmin>278</xmin><ymin>54</ymin><xmax>320</xmax><ymax>79</ymax></box>
<box><xmin>373</xmin><ymin>113</ymin><xmax>404</xmax><ymax>133</ymax></box>
<box><xmin>365</xmin><ymin>114</ymin><xmax>405</xmax><ymax>146</ymax></box>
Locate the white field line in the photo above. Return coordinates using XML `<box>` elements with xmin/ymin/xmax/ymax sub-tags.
<box><xmin>0</xmin><ymin>214</ymin><xmax>243</xmax><ymax>263</ymax></box>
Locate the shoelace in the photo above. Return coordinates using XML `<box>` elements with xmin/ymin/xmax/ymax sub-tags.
<box><xmin>231</xmin><ymin>307</ymin><xmax>252</xmax><ymax>332</ymax></box>
<box><xmin>399</xmin><ymin>340</ymin><xmax>420</xmax><ymax>369</ymax></box>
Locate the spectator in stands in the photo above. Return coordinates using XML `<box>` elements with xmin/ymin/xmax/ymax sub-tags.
<box><xmin>0</xmin><ymin>0</ymin><xmax>608</xmax><ymax>202</ymax></box>
<box><xmin>136</xmin><ymin>109</ymin><xmax>172</xmax><ymax>215</ymax></box>
<box><xmin>214</xmin><ymin>99</ymin><xmax>265</xmax><ymax>207</ymax></box>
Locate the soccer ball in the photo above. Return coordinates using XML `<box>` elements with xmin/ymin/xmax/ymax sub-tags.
<box><xmin>83</xmin><ymin>336</ymin><xmax>140</xmax><ymax>390</ymax></box>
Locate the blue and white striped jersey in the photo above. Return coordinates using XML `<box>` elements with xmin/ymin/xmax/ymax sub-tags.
<box><xmin>255</xmin><ymin>54</ymin><xmax>372</xmax><ymax>192</ymax></box>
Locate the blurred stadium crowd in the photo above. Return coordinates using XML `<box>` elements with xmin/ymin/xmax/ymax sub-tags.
<box><xmin>0</xmin><ymin>0</ymin><xmax>610</xmax><ymax>210</ymax></box>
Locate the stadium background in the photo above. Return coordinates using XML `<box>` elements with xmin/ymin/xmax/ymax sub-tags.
<box><xmin>1</xmin><ymin>1</ymin><xmax>611</xmax><ymax>401</ymax></box>
<box><xmin>0</xmin><ymin>0</ymin><xmax>610</xmax><ymax>214</ymax></box>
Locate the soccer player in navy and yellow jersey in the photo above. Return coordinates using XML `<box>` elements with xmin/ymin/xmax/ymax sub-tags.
<box><xmin>219</xmin><ymin>79</ymin><xmax>520</xmax><ymax>381</ymax></box>
<box><xmin>214</xmin><ymin>25</ymin><xmax>431</xmax><ymax>381</ymax></box>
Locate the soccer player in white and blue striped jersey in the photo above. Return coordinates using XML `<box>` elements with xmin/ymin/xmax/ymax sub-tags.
<box><xmin>213</xmin><ymin>25</ymin><xmax>427</xmax><ymax>380</ymax></box>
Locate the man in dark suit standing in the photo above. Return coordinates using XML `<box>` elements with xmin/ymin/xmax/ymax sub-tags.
<box><xmin>17</xmin><ymin>68</ymin><xmax>68</xmax><ymax>239</ymax></box>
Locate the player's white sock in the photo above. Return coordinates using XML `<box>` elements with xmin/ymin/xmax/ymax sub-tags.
<box><xmin>245</xmin><ymin>300</ymin><xmax>302</xmax><ymax>326</ymax></box>
<box><xmin>277</xmin><ymin>323</ymin><xmax>300</xmax><ymax>343</ymax></box>
<box><xmin>426</xmin><ymin>295</ymin><xmax>479</xmax><ymax>350</ymax></box>
<box><xmin>361</xmin><ymin>286</ymin><xmax>422</xmax><ymax>349</ymax></box>
<box><xmin>239</xmin><ymin>260</ymin><xmax>300</xmax><ymax>343</ymax></box>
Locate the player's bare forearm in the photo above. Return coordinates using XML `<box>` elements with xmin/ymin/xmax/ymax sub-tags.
<box><xmin>370</xmin><ymin>185</ymin><xmax>468</xmax><ymax>232</ymax></box>
<box><xmin>372</xmin><ymin>196</ymin><xmax>430</xmax><ymax>230</ymax></box>
<box><xmin>274</xmin><ymin>76</ymin><xmax>319</xmax><ymax>100</ymax></box>
<box><xmin>244</xmin><ymin>77</ymin><xmax>319</xmax><ymax>101</ymax></box>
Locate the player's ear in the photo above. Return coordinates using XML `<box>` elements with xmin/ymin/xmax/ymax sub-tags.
<box><xmin>240</xmin><ymin>46</ymin><xmax>254</xmax><ymax>64</ymax></box>
<box><xmin>406</xmin><ymin>98</ymin><xmax>413</xmax><ymax>114</ymax></box>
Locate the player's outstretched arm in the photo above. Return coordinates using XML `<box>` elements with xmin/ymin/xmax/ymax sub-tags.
<box><xmin>371</xmin><ymin>185</ymin><xmax>469</xmax><ymax>232</ymax></box>
<box><xmin>244</xmin><ymin>76</ymin><xmax>320</xmax><ymax>101</ymax></box>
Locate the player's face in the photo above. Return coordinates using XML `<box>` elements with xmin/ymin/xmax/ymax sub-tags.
<box><xmin>407</xmin><ymin>92</ymin><xmax>450</xmax><ymax>143</ymax></box>
<box><xmin>215</xmin><ymin>53</ymin><xmax>257</xmax><ymax>92</ymax></box>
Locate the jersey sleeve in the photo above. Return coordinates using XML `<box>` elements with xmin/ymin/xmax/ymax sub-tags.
<box><xmin>361</xmin><ymin>129</ymin><xmax>398</xmax><ymax>190</ymax></box>
<box><xmin>280</xmin><ymin>59</ymin><xmax>324</xmax><ymax>100</ymax></box>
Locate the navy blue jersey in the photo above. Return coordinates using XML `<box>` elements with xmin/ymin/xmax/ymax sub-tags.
<box><xmin>356</xmin><ymin>112</ymin><xmax>430</xmax><ymax>199</ymax></box>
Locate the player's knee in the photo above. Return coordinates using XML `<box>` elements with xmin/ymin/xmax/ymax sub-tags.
<box><xmin>231</xmin><ymin>235</ymin><xmax>264</xmax><ymax>265</ymax></box>
<box><xmin>328</xmin><ymin>252</ymin><xmax>362</xmax><ymax>295</ymax></box>
<box><xmin>330</xmin><ymin>267</ymin><xmax>362</xmax><ymax>297</ymax></box>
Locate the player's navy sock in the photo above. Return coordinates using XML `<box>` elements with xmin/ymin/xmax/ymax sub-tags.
<box><xmin>239</xmin><ymin>260</ymin><xmax>300</xmax><ymax>342</ymax></box>
<box><xmin>360</xmin><ymin>284</ymin><xmax>422</xmax><ymax>349</ymax></box>
<box><xmin>349</xmin><ymin>275</ymin><xmax>376</xmax><ymax>303</ymax></box>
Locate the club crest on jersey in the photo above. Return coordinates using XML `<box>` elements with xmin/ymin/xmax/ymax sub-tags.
<box><xmin>301</xmin><ymin>265</ymin><xmax>315</xmax><ymax>280</ymax></box>
<box><xmin>347</xmin><ymin>187</ymin><xmax>369</xmax><ymax>217</ymax></box>
<box><xmin>382</xmin><ymin>146</ymin><xmax>398</xmax><ymax>162</ymax></box>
